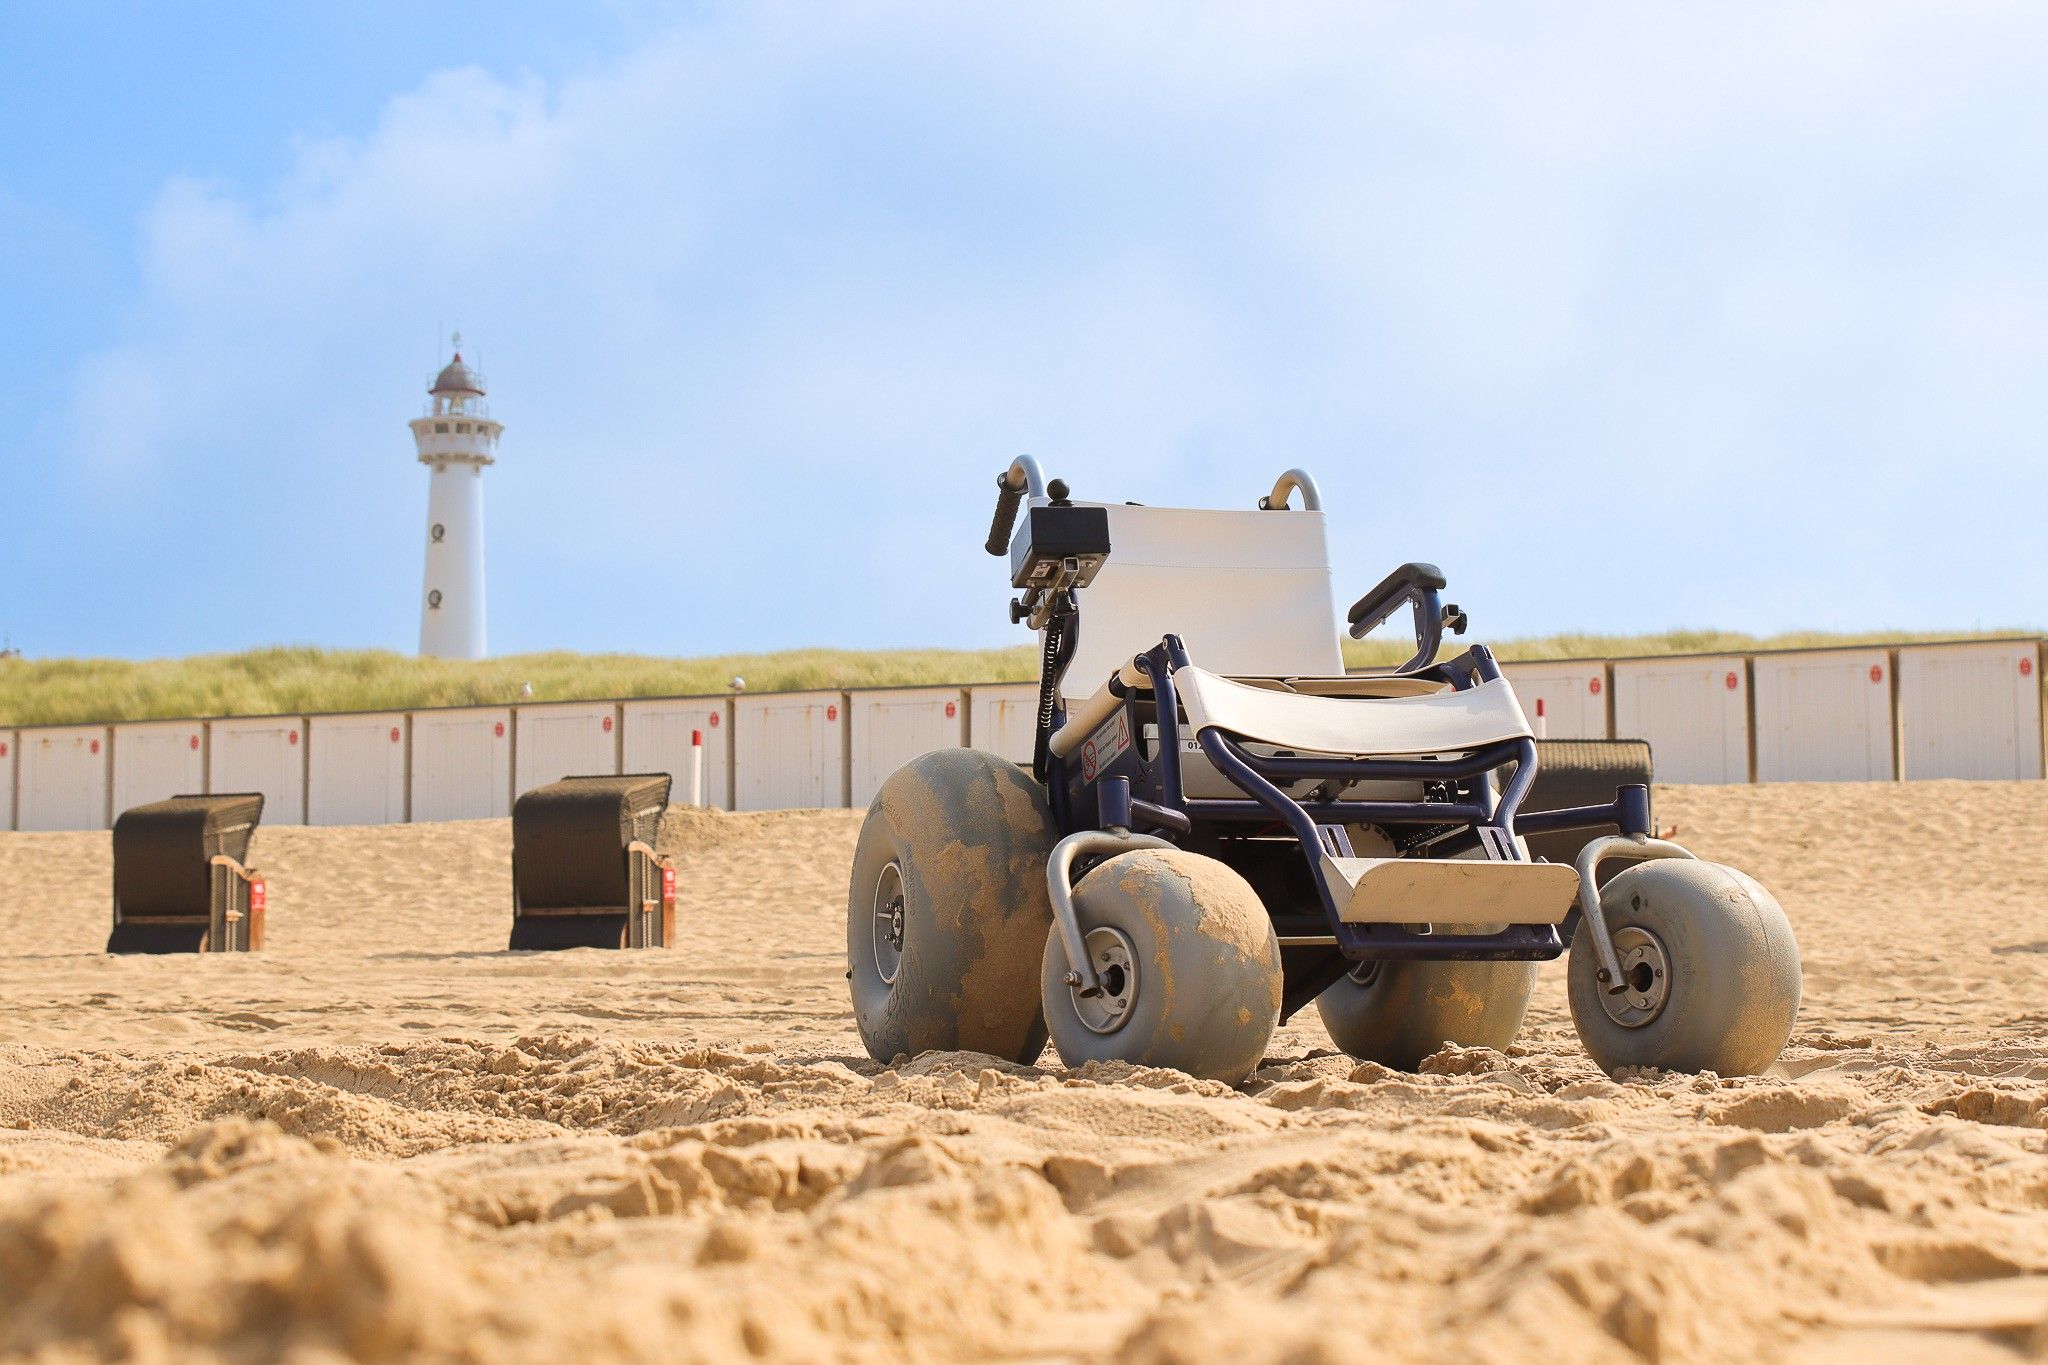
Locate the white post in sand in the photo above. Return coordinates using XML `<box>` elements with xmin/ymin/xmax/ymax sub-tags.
<box><xmin>412</xmin><ymin>333</ymin><xmax>499</xmax><ymax>660</ymax></box>
<box><xmin>689</xmin><ymin>729</ymin><xmax>705</xmax><ymax>807</ymax></box>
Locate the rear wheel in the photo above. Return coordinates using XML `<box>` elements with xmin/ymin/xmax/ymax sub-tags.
<box><xmin>847</xmin><ymin>749</ymin><xmax>1059</xmax><ymax>1066</ymax></box>
<box><xmin>1568</xmin><ymin>860</ymin><xmax>1800</xmax><ymax>1076</ymax></box>
<box><xmin>1315</xmin><ymin>959</ymin><xmax>1539</xmax><ymax>1070</ymax></box>
<box><xmin>1040</xmin><ymin>849</ymin><xmax>1282</xmax><ymax>1085</ymax></box>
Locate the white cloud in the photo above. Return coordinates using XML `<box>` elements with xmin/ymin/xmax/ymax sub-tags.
<box><xmin>52</xmin><ymin>1</ymin><xmax>2048</xmax><ymax>653</ymax></box>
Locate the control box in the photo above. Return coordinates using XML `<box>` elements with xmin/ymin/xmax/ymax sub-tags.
<box><xmin>1008</xmin><ymin>504</ymin><xmax>1111</xmax><ymax>591</ymax></box>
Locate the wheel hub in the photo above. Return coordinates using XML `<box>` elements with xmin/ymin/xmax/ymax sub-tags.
<box><xmin>872</xmin><ymin>861</ymin><xmax>906</xmax><ymax>986</ymax></box>
<box><xmin>1598</xmin><ymin>925</ymin><xmax>1670</xmax><ymax>1027</ymax></box>
<box><xmin>1073</xmin><ymin>926</ymin><xmax>1140</xmax><ymax>1035</ymax></box>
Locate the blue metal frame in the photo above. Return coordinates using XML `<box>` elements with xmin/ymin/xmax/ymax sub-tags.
<box><xmin>1047</xmin><ymin>632</ymin><xmax>1651</xmax><ymax>968</ymax></box>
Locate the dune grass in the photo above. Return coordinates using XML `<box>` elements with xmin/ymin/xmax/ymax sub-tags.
<box><xmin>0</xmin><ymin>628</ymin><xmax>2035</xmax><ymax>727</ymax></box>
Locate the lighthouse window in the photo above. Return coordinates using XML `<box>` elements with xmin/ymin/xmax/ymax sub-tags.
<box><xmin>457</xmin><ymin>423</ymin><xmax>470</xmax><ymax>433</ymax></box>
<box><xmin>428</xmin><ymin>590</ymin><xmax>443</xmax><ymax>609</ymax></box>
<box><xmin>435</xmin><ymin>422</ymin><xmax>450</xmax><ymax>433</ymax></box>
<box><xmin>431</xmin><ymin>523</ymin><xmax>445</xmax><ymax>543</ymax></box>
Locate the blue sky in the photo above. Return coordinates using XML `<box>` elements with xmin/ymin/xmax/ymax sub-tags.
<box><xmin>3</xmin><ymin>3</ymin><xmax>2044</xmax><ymax>660</ymax></box>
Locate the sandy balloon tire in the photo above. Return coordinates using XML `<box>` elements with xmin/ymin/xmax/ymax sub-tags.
<box><xmin>1315</xmin><ymin>958</ymin><xmax>1541</xmax><ymax>1071</ymax></box>
<box><xmin>1039</xmin><ymin>848</ymin><xmax>1282</xmax><ymax>1086</ymax></box>
<box><xmin>847</xmin><ymin>749</ymin><xmax>1060</xmax><ymax>1066</ymax></box>
<box><xmin>1567</xmin><ymin>859</ymin><xmax>1801</xmax><ymax>1077</ymax></box>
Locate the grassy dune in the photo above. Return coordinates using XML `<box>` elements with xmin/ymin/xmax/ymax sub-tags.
<box><xmin>0</xmin><ymin>628</ymin><xmax>2035</xmax><ymax>727</ymax></box>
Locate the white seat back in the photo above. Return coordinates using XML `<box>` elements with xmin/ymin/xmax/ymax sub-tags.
<box><xmin>1059</xmin><ymin>503</ymin><xmax>1343</xmax><ymax>699</ymax></box>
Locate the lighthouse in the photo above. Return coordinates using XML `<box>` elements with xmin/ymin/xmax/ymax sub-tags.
<box><xmin>412</xmin><ymin>335</ymin><xmax>499</xmax><ymax>659</ymax></box>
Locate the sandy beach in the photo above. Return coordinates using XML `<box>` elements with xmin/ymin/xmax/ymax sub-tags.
<box><xmin>5</xmin><ymin>781</ymin><xmax>2048</xmax><ymax>1362</ymax></box>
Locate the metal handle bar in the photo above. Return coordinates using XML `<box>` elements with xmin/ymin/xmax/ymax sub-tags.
<box><xmin>1259</xmin><ymin>468</ymin><xmax>1323</xmax><ymax>511</ymax></box>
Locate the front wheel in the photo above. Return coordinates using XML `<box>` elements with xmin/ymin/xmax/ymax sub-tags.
<box><xmin>1568</xmin><ymin>860</ymin><xmax>1800</xmax><ymax>1076</ymax></box>
<box><xmin>1039</xmin><ymin>849</ymin><xmax>1282</xmax><ymax>1086</ymax></box>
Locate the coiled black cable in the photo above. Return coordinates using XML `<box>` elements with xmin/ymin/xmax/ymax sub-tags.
<box><xmin>1031</xmin><ymin>602</ymin><xmax>1075</xmax><ymax>784</ymax></box>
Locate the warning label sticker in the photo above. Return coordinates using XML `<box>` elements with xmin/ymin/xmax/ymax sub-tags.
<box><xmin>1080</xmin><ymin>711</ymin><xmax>1132</xmax><ymax>783</ymax></box>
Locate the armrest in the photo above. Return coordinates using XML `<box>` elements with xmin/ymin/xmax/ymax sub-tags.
<box><xmin>1346</xmin><ymin>561</ymin><xmax>1465</xmax><ymax>674</ymax></box>
<box><xmin>1346</xmin><ymin>562</ymin><xmax>1446</xmax><ymax>635</ymax></box>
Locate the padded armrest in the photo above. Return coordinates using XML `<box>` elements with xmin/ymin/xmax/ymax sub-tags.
<box><xmin>1346</xmin><ymin>562</ymin><xmax>1447</xmax><ymax>630</ymax></box>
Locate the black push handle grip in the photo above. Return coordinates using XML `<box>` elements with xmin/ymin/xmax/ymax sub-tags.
<box><xmin>986</xmin><ymin>474</ymin><xmax>1027</xmax><ymax>556</ymax></box>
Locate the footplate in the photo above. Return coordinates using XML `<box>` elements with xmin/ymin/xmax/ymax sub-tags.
<box><xmin>1321</xmin><ymin>856</ymin><xmax>1580</xmax><ymax>926</ymax></box>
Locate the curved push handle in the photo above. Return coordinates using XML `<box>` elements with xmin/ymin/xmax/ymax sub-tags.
<box><xmin>984</xmin><ymin>455</ymin><xmax>1048</xmax><ymax>556</ymax></box>
<box><xmin>1258</xmin><ymin>468</ymin><xmax>1323</xmax><ymax>511</ymax></box>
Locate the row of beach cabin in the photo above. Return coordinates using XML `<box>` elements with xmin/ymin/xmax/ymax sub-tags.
<box><xmin>1</xmin><ymin>638</ymin><xmax>2040</xmax><ymax>832</ymax></box>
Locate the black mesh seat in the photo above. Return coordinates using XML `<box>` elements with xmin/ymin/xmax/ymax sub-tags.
<box><xmin>108</xmin><ymin>793</ymin><xmax>266</xmax><ymax>954</ymax></box>
<box><xmin>509</xmin><ymin>774</ymin><xmax>675</xmax><ymax>950</ymax></box>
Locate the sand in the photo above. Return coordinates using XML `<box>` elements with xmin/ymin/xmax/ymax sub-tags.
<box><xmin>3</xmin><ymin>782</ymin><xmax>2048</xmax><ymax>1362</ymax></box>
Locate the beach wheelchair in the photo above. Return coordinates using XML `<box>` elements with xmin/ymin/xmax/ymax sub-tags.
<box><xmin>846</xmin><ymin>463</ymin><xmax>1800</xmax><ymax>1083</ymax></box>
